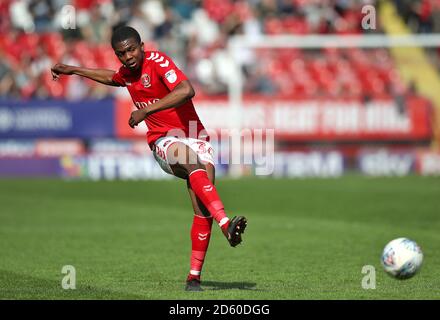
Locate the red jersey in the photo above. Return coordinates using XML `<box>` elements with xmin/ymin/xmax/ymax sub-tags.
<box><xmin>112</xmin><ymin>51</ymin><xmax>207</xmax><ymax>148</ymax></box>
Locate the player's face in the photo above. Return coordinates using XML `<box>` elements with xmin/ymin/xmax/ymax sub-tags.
<box><xmin>113</xmin><ymin>38</ymin><xmax>144</xmax><ymax>71</ymax></box>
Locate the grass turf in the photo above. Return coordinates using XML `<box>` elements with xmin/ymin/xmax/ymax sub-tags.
<box><xmin>0</xmin><ymin>176</ymin><xmax>439</xmax><ymax>299</ymax></box>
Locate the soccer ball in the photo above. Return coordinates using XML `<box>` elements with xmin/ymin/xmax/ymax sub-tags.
<box><xmin>381</xmin><ymin>238</ymin><xmax>423</xmax><ymax>279</ymax></box>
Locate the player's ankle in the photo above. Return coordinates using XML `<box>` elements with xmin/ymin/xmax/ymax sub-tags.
<box><xmin>220</xmin><ymin>220</ymin><xmax>230</xmax><ymax>237</ymax></box>
<box><xmin>187</xmin><ymin>274</ymin><xmax>201</xmax><ymax>282</ymax></box>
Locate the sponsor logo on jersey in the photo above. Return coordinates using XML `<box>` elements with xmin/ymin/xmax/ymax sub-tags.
<box><xmin>141</xmin><ymin>74</ymin><xmax>151</xmax><ymax>88</ymax></box>
<box><xmin>134</xmin><ymin>99</ymin><xmax>160</xmax><ymax>109</ymax></box>
<box><xmin>165</xmin><ymin>69</ymin><xmax>177</xmax><ymax>84</ymax></box>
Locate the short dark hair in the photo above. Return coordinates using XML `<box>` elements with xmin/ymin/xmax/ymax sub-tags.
<box><xmin>111</xmin><ymin>26</ymin><xmax>141</xmax><ymax>48</ymax></box>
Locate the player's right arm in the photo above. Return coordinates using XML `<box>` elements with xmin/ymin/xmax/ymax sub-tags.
<box><xmin>51</xmin><ymin>63</ymin><xmax>121</xmax><ymax>86</ymax></box>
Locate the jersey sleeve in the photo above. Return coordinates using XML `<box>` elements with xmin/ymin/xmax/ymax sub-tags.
<box><xmin>111</xmin><ymin>67</ymin><xmax>126</xmax><ymax>87</ymax></box>
<box><xmin>150</xmin><ymin>51</ymin><xmax>188</xmax><ymax>91</ymax></box>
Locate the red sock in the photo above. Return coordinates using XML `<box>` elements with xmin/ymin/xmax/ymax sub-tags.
<box><xmin>189</xmin><ymin>215</ymin><xmax>213</xmax><ymax>280</ymax></box>
<box><xmin>188</xmin><ymin>169</ymin><xmax>229</xmax><ymax>232</ymax></box>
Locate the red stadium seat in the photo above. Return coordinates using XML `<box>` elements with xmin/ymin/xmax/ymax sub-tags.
<box><xmin>42</xmin><ymin>70</ymin><xmax>66</xmax><ymax>98</ymax></box>
<box><xmin>283</xmin><ymin>17</ymin><xmax>309</xmax><ymax>35</ymax></box>
<box><xmin>41</xmin><ymin>33</ymin><xmax>66</xmax><ymax>61</ymax></box>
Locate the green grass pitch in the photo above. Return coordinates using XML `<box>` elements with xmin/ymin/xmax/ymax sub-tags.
<box><xmin>0</xmin><ymin>176</ymin><xmax>439</xmax><ymax>299</ymax></box>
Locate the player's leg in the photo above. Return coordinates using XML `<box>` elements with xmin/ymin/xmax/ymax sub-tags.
<box><xmin>152</xmin><ymin>137</ymin><xmax>247</xmax><ymax>245</ymax></box>
<box><xmin>166</xmin><ymin>141</ymin><xmax>247</xmax><ymax>247</ymax></box>
<box><xmin>152</xmin><ymin>137</ymin><xmax>246</xmax><ymax>292</ymax></box>
<box><xmin>185</xmin><ymin>164</ymin><xmax>215</xmax><ymax>292</ymax></box>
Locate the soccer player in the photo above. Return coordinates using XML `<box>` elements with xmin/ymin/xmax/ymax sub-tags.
<box><xmin>51</xmin><ymin>26</ymin><xmax>247</xmax><ymax>292</ymax></box>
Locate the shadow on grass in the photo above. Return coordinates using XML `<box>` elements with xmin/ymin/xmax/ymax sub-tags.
<box><xmin>0</xmin><ymin>270</ymin><xmax>143</xmax><ymax>299</ymax></box>
<box><xmin>201</xmin><ymin>281</ymin><xmax>258</xmax><ymax>291</ymax></box>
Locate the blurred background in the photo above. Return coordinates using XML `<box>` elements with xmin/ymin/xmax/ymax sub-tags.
<box><xmin>0</xmin><ymin>0</ymin><xmax>439</xmax><ymax>179</ymax></box>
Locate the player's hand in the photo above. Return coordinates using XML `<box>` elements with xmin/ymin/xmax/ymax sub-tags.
<box><xmin>51</xmin><ymin>63</ymin><xmax>74</xmax><ymax>80</ymax></box>
<box><xmin>129</xmin><ymin>109</ymin><xmax>147</xmax><ymax>128</ymax></box>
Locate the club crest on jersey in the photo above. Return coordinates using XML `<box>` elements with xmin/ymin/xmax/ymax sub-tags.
<box><xmin>141</xmin><ymin>74</ymin><xmax>151</xmax><ymax>88</ymax></box>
